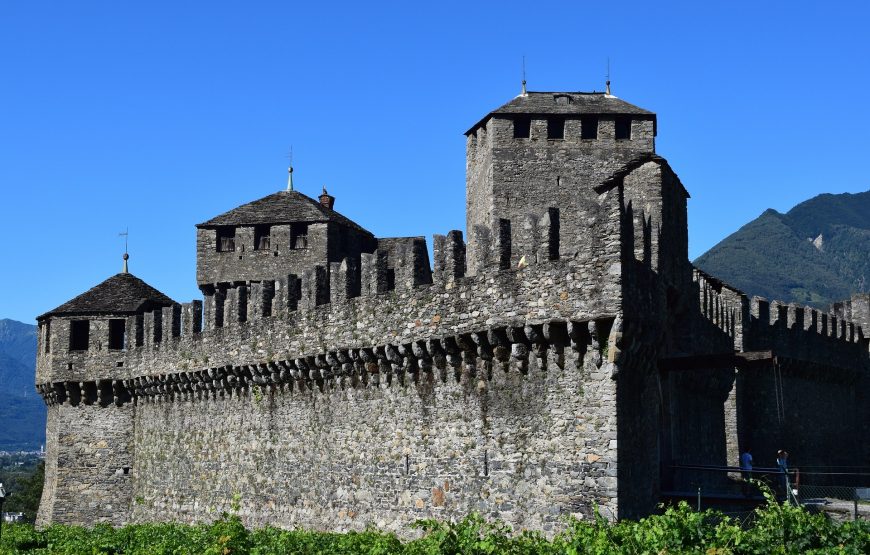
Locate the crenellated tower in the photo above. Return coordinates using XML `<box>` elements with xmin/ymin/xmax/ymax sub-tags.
<box><xmin>464</xmin><ymin>90</ymin><xmax>656</xmax><ymax>273</ymax></box>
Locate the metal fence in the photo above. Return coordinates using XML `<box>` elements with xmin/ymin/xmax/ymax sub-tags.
<box><xmin>664</xmin><ymin>464</ymin><xmax>870</xmax><ymax>521</ymax></box>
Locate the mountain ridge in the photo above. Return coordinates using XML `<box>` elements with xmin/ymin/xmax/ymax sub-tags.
<box><xmin>695</xmin><ymin>190</ymin><xmax>870</xmax><ymax>308</ymax></box>
<box><xmin>0</xmin><ymin>319</ymin><xmax>46</xmax><ymax>451</ymax></box>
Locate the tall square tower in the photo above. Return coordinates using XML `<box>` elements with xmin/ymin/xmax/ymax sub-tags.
<box><xmin>465</xmin><ymin>91</ymin><xmax>656</xmax><ymax>270</ymax></box>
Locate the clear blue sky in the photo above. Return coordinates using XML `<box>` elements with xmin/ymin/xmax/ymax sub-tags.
<box><xmin>1</xmin><ymin>1</ymin><xmax>868</xmax><ymax>324</ymax></box>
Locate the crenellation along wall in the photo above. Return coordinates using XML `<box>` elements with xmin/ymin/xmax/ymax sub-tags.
<box><xmin>36</xmin><ymin>200</ymin><xmax>624</xmax><ymax>391</ymax></box>
<box><xmin>745</xmin><ymin>297</ymin><xmax>869</xmax><ymax>366</ymax></box>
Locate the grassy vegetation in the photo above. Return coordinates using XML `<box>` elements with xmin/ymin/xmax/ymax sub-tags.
<box><xmin>1</xmin><ymin>491</ymin><xmax>867</xmax><ymax>554</ymax></box>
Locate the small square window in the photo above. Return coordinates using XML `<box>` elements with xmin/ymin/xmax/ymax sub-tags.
<box><xmin>108</xmin><ymin>319</ymin><xmax>126</xmax><ymax>350</ymax></box>
<box><xmin>615</xmin><ymin>117</ymin><xmax>632</xmax><ymax>140</ymax></box>
<box><xmin>70</xmin><ymin>320</ymin><xmax>89</xmax><ymax>351</ymax></box>
<box><xmin>513</xmin><ymin>117</ymin><xmax>531</xmax><ymax>139</ymax></box>
<box><xmin>254</xmin><ymin>225</ymin><xmax>271</xmax><ymax>251</ymax></box>
<box><xmin>290</xmin><ymin>223</ymin><xmax>308</xmax><ymax>249</ymax></box>
<box><xmin>547</xmin><ymin>118</ymin><xmax>565</xmax><ymax>140</ymax></box>
<box><xmin>216</xmin><ymin>227</ymin><xmax>235</xmax><ymax>252</ymax></box>
<box><xmin>581</xmin><ymin>116</ymin><xmax>598</xmax><ymax>139</ymax></box>
<box><xmin>43</xmin><ymin>321</ymin><xmax>51</xmax><ymax>354</ymax></box>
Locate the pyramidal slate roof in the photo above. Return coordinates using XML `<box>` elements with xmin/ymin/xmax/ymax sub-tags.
<box><xmin>465</xmin><ymin>91</ymin><xmax>655</xmax><ymax>135</ymax></box>
<box><xmin>38</xmin><ymin>273</ymin><xmax>175</xmax><ymax>320</ymax></box>
<box><xmin>197</xmin><ymin>190</ymin><xmax>372</xmax><ymax>235</ymax></box>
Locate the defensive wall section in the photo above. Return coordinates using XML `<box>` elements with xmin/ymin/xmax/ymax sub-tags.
<box><xmin>36</xmin><ymin>194</ymin><xmax>645</xmax><ymax>533</ymax></box>
<box><xmin>661</xmin><ymin>270</ymin><xmax>870</xmax><ymax>492</ymax></box>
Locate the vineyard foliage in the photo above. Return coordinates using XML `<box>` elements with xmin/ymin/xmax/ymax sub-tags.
<box><xmin>1</xmin><ymin>498</ymin><xmax>867</xmax><ymax>554</ymax></box>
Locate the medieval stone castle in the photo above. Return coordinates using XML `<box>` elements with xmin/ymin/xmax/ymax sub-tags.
<box><xmin>34</xmin><ymin>89</ymin><xmax>870</xmax><ymax>533</ymax></box>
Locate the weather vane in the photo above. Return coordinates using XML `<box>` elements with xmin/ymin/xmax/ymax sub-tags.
<box><xmin>286</xmin><ymin>146</ymin><xmax>294</xmax><ymax>191</ymax></box>
<box><xmin>521</xmin><ymin>55</ymin><xmax>527</xmax><ymax>96</ymax></box>
<box><xmin>119</xmin><ymin>228</ymin><xmax>129</xmax><ymax>273</ymax></box>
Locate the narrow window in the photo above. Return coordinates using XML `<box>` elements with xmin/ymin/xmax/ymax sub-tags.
<box><xmin>108</xmin><ymin>319</ymin><xmax>126</xmax><ymax>350</ymax></box>
<box><xmin>44</xmin><ymin>321</ymin><xmax>51</xmax><ymax>354</ymax></box>
<box><xmin>70</xmin><ymin>319</ymin><xmax>90</xmax><ymax>351</ymax></box>
<box><xmin>547</xmin><ymin>117</ymin><xmax>565</xmax><ymax>139</ymax></box>
<box><xmin>615</xmin><ymin>117</ymin><xmax>632</xmax><ymax>140</ymax></box>
<box><xmin>216</xmin><ymin>227</ymin><xmax>236</xmax><ymax>252</ymax></box>
<box><xmin>290</xmin><ymin>223</ymin><xmax>308</xmax><ymax>249</ymax></box>
<box><xmin>254</xmin><ymin>225</ymin><xmax>271</xmax><ymax>251</ymax></box>
<box><xmin>338</xmin><ymin>228</ymin><xmax>349</xmax><ymax>253</ymax></box>
<box><xmin>513</xmin><ymin>117</ymin><xmax>531</xmax><ymax>138</ymax></box>
<box><xmin>581</xmin><ymin>116</ymin><xmax>598</xmax><ymax>139</ymax></box>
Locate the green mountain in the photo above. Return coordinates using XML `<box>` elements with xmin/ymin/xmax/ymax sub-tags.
<box><xmin>0</xmin><ymin>319</ymin><xmax>46</xmax><ymax>451</ymax></box>
<box><xmin>694</xmin><ymin>190</ymin><xmax>870</xmax><ymax>308</ymax></box>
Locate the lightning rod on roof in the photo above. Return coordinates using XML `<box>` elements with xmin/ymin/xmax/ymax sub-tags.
<box><xmin>605</xmin><ymin>57</ymin><xmax>612</xmax><ymax>96</ymax></box>
<box><xmin>286</xmin><ymin>146</ymin><xmax>294</xmax><ymax>191</ymax></box>
<box><xmin>521</xmin><ymin>56</ymin><xmax>527</xmax><ymax>97</ymax></box>
<box><xmin>119</xmin><ymin>228</ymin><xmax>129</xmax><ymax>273</ymax></box>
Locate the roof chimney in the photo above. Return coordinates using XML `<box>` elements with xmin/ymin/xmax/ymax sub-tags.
<box><xmin>319</xmin><ymin>186</ymin><xmax>335</xmax><ymax>210</ymax></box>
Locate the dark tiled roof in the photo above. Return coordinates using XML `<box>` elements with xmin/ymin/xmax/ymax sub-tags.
<box><xmin>465</xmin><ymin>91</ymin><xmax>655</xmax><ymax>135</ymax></box>
<box><xmin>197</xmin><ymin>190</ymin><xmax>373</xmax><ymax>235</ymax></box>
<box><xmin>595</xmin><ymin>153</ymin><xmax>690</xmax><ymax>198</ymax></box>
<box><xmin>38</xmin><ymin>273</ymin><xmax>175</xmax><ymax>320</ymax></box>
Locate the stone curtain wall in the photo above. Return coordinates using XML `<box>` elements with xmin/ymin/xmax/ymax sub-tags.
<box><xmin>131</xmin><ymin>347</ymin><xmax>616</xmax><ymax>535</ymax></box>
<box><xmin>36</xmin><ymin>195</ymin><xmax>632</xmax><ymax>529</ymax></box>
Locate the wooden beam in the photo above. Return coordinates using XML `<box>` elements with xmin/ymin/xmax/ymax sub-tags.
<box><xmin>658</xmin><ymin>351</ymin><xmax>774</xmax><ymax>371</ymax></box>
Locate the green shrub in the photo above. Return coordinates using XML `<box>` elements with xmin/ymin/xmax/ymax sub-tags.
<box><xmin>1</xmin><ymin>496</ymin><xmax>867</xmax><ymax>554</ymax></box>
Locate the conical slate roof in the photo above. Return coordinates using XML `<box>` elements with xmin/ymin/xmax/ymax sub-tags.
<box><xmin>196</xmin><ymin>190</ymin><xmax>372</xmax><ymax>235</ymax></box>
<box><xmin>465</xmin><ymin>91</ymin><xmax>655</xmax><ymax>135</ymax></box>
<box><xmin>38</xmin><ymin>273</ymin><xmax>175</xmax><ymax>320</ymax></box>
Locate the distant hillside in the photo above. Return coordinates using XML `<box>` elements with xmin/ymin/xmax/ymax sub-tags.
<box><xmin>0</xmin><ymin>319</ymin><xmax>45</xmax><ymax>451</ymax></box>
<box><xmin>694</xmin><ymin>190</ymin><xmax>870</xmax><ymax>308</ymax></box>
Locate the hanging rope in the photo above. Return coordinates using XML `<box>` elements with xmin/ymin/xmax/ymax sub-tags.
<box><xmin>772</xmin><ymin>361</ymin><xmax>784</xmax><ymax>425</ymax></box>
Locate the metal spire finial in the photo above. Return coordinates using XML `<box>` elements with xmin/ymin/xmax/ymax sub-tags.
<box><xmin>286</xmin><ymin>146</ymin><xmax>294</xmax><ymax>191</ymax></box>
<box><xmin>119</xmin><ymin>228</ymin><xmax>129</xmax><ymax>273</ymax></box>
<box><xmin>521</xmin><ymin>56</ymin><xmax>528</xmax><ymax>96</ymax></box>
<box><xmin>605</xmin><ymin>57</ymin><xmax>612</xmax><ymax>96</ymax></box>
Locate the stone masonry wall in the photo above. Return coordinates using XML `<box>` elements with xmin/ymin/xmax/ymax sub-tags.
<box><xmin>36</xmin><ymin>404</ymin><xmax>134</xmax><ymax>527</ymax></box>
<box><xmin>131</xmin><ymin>347</ymin><xmax>616</xmax><ymax>535</ymax></box>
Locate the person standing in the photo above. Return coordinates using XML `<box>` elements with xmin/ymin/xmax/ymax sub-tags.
<box><xmin>740</xmin><ymin>448</ymin><xmax>754</xmax><ymax>496</ymax></box>
<box><xmin>776</xmin><ymin>449</ymin><xmax>789</xmax><ymax>495</ymax></box>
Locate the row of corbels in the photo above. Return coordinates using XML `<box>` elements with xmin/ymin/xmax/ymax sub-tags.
<box><xmin>37</xmin><ymin>379</ymin><xmax>130</xmax><ymax>407</ymax></box>
<box><xmin>37</xmin><ymin>318</ymin><xmax>615</xmax><ymax>406</ymax></box>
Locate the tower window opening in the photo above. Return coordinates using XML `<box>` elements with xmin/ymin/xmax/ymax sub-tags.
<box><xmin>108</xmin><ymin>319</ymin><xmax>126</xmax><ymax>350</ymax></box>
<box><xmin>217</xmin><ymin>227</ymin><xmax>236</xmax><ymax>252</ymax></box>
<box><xmin>513</xmin><ymin>117</ymin><xmax>531</xmax><ymax>139</ymax></box>
<box><xmin>615</xmin><ymin>117</ymin><xmax>632</xmax><ymax>140</ymax></box>
<box><xmin>547</xmin><ymin>117</ymin><xmax>565</xmax><ymax>140</ymax></box>
<box><xmin>581</xmin><ymin>116</ymin><xmax>598</xmax><ymax>139</ymax></box>
<box><xmin>290</xmin><ymin>223</ymin><xmax>309</xmax><ymax>249</ymax></box>
<box><xmin>338</xmin><ymin>227</ymin><xmax>349</xmax><ymax>254</ymax></box>
<box><xmin>254</xmin><ymin>225</ymin><xmax>271</xmax><ymax>251</ymax></box>
<box><xmin>44</xmin><ymin>321</ymin><xmax>51</xmax><ymax>353</ymax></box>
<box><xmin>70</xmin><ymin>319</ymin><xmax>90</xmax><ymax>351</ymax></box>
